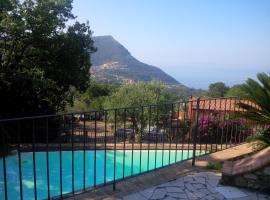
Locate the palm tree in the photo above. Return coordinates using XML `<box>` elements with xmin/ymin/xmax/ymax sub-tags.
<box><xmin>237</xmin><ymin>72</ymin><xmax>270</xmax><ymax>149</ymax></box>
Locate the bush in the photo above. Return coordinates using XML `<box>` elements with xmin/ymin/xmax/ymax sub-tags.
<box><xmin>197</xmin><ymin>114</ymin><xmax>250</xmax><ymax>144</ymax></box>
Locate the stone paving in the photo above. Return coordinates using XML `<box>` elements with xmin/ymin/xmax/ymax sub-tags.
<box><xmin>121</xmin><ymin>172</ymin><xmax>270</xmax><ymax>200</ymax></box>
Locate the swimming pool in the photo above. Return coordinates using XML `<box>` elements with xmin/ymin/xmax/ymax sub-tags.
<box><xmin>0</xmin><ymin>149</ymin><xmax>204</xmax><ymax>200</ymax></box>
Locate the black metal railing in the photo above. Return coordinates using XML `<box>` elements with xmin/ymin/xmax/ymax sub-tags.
<box><xmin>0</xmin><ymin>97</ymin><xmax>259</xmax><ymax>200</ymax></box>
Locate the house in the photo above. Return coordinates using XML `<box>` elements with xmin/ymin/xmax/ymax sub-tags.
<box><xmin>187</xmin><ymin>97</ymin><xmax>256</xmax><ymax>122</ymax></box>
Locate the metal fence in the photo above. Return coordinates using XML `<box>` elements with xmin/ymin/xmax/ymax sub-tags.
<box><xmin>0</xmin><ymin>97</ymin><xmax>259</xmax><ymax>200</ymax></box>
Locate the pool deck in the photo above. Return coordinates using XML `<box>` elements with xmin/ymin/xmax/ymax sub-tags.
<box><xmin>66</xmin><ymin>143</ymin><xmax>268</xmax><ymax>200</ymax></box>
<box><xmin>122</xmin><ymin>172</ymin><xmax>270</xmax><ymax>200</ymax></box>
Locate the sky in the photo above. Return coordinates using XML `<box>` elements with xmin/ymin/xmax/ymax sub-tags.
<box><xmin>71</xmin><ymin>0</ymin><xmax>270</xmax><ymax>89</ymax></box>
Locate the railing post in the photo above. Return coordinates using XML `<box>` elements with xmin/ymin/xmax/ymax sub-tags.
<box><xmin>192</xmin><ymin>97</ymin><xmax>200</xmax><ymax>166</ymax></box>
<box><xmin>1</xmin><ymin>122</ymin><xmax>8</xmax><ymax>200</ymax></box>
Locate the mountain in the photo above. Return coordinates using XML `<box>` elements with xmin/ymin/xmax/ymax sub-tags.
<box><xmin>91</xmin><ymin>35</ymin><xmax>180</xmax><ymax>85</ymax></box>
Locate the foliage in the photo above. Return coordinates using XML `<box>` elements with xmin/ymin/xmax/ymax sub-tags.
<box><xmin>168</xmin><ymin>119</ymin><xmax>191</xmax><ymax>142</ymax></box>
<box><xmin>246</xmin><ymin>128</ymin><xmax>270</xmax><ymax>150</ymax></box>
<box><xmin>104</xmin><ymin>81</ymin><xmax>174</xmax><ymax>108</ymax></box>
<box><xmin>236</xmin><ymin>73</ymin><xmax>270</xmax><ymax>149</ymax></box>
<box><xmin>198</xmin><ymin>114</ymin><xmax>249</xmax><ymax>144</ymax></box>
<box><xmin>206</xmin><ymin>162</ymin><xmax>223</xmax><ymax>171</ymax></box>
<box><xmin>206</xmin><ymin>82</ymin><xmax>229</xmax><ymax>98</ymax></box>
<box><xmin>0</xmin><ymin>0</ymin><xmax>96</xmax><ymax>118</ymax></box>
<box><xmin>168</xmin><ymin>85</ymin><xmax>205</xmax><ymax>100</ymax></box>
<box><xmin>225</xmin><ymin>84</ymin><xmax>247</xmax><ymax>98</ymax></box>
<box><xmin>103</xmin><ymin>81</ymin><xmax>176</xmax><ymax>140</ymax></box>
<box><xmin>67</xmin><ymin>80</ymin><xmax>117</xmax><ymax>111</ymax></box>
<box><xmin>237</xmin><ymin>73</ymin><xmax>270</xmax><ymax>124</ymax></box>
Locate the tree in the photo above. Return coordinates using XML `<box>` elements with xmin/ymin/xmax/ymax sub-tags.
<box><xmin>103</xmin><ymin>81</ymin><xmax>176</xmax><ymax>141</ymax></box>
<box><xmin>0</xmin><ymin>0</ymin><xmax>96</xmax><ymax>118</ymax></box>
<box><xmin>225</xmin><ymin>84</ymin><xmax>247</xmax><ymax>98</ymax></box>
<box><xmin>104</xmin><ymin>81</ymin><xmax>174</xmax><ymax>109</ymax></box>
<box><xmin>67</xmin><ymin>80</ymin><xmax>117</xmax><ymax>111</ymax></box>
<box><xmin>206</xmin><ymin>82</ymin><xmax>229</xmax><ymax>98</ymax></box>
<box><xmin>237</xmin><ymin>73</ymin><xmax>270</xmax><ymax>149</ymax></box>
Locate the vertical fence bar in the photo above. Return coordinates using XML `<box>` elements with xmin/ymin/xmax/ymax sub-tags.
<box><xmin>123</xmin><ymin>109</ymin><xmax>126</xmax><ymax>178</ymax></box>
<box><xmin>181</xmin><ymin>102</ymin><xmax>186</xmax><ymax>160</ymax></box>
<box><xmin>239</xmin><ymin>100</ymin><xmax>245</xmax><ymax>143</ymax></box>
<box><xmin>221</xmin><ymin>99</ymin><xmax>227</xmax><ymax>150</ymax></box>
<box><xmin>94</xmin><ymin>112</ymin><xmax>97</xmax><ymax>189</ymax></box>
<box><xmin>60</xmin><ymin>116</ymin><xmax>63</xmax><ymax>198</ymax></box>
<box><xmin>17</xmin><ymin>121</ymin><xmax>23</xmax><ymax>200</ymax></box>
<box><xmin>1</xmin><ymin>122</ymin><xmax>8</xmax><ymax>200</ymax></box>
<box><xmin>71</xmin><ymin>114</ymin><xmax>74</xmax><ymax>194</ymax></box>
<box><xmin>234</xmin><ymin>98</ymin><xmax>241</xmax><ymax>144</ymax></box>
<box><xmin>131</xmin><ymin>108</ymin><xmax>135</xmax><ymax>176</ymax></box>
<box><xmin>104</xmin><ymin>111</ymin><xmax>107</xmax><ymax>184</ymax></box>
<box><xmin>239</xmin><ymin>99</ymin><xmax>245</xmax><ymax>143</ymax></box>
<box><xmin>113</xmin><ymin>109</ymin><xmax>117</xmax><ymax>190</ymax></box>
<box><xmin>147</xmin><ymin>106</ymin><xmax>151</xmax><ymax>171</ymax></box>
<box><xmin>175</xmin><ymin>102</ymin><xmax>180</xmax><ymax>163</ymax></box>
<box><xmin>248</xmin><ymin>101</ymin><xmax>253</xmax><ymax>137</ymax></box>
<box><xmin>199</xmin><ymin>100</ymin><xmax>205</xmax><ymax>155</ymax></box>
<box><xmin>154</xmin><ymin>106</ymin><xmax>158</xmax><ymax>169</ymax></box>
<box><xmin>253</xmin><ymin>102</ymin><xmax>259</xmax><ymax>135</ymax></box>
<box><xmin>230</xmin><ymin>98</ymin><xmax>234</xmax><ymax>147</ymax></box>
<box><xmin>233</xmin><ymin>98</ymin><xmax>238</xmax><ymax>145</ymax></box>
<box><xmin>225</xmin><ymin>98</ymin><xmax>231</xmax><ymax>148</ymax></box>
<box><xmin>206</xmin><ymin>99</ymin><xmax>212</xmax><ymax>153</ymax></box>
<box><xmin>32</xmin><ymin>120</ymin><xmax>37</xmax><ymax>200</ymax></box>
<box><xmin>83</xmin><ymin>113</ymin><xmax>86</xmax><ymax>190</ymax></box>
<box><xmin>187</xmin><ymin>100</ymin><xmax>192</xmax><ymax>158</ymax></box>
<box><xmin>245</xmin><ymin>99</ymin><xmax>250</xmax><ymax>142</ymax></box>
<box><xmin>242</xmin><ymin>100</ymin><xmax>249</xmax><ymax>142</ymax></box>
<box><xmin>213</xmin><ymin>99</ymin><xmax>217</xmax><ymax>152</ymax></box>
<box><xmin>238</xmin><ymin>98</ymin><xmax>243</xmax><ymax>144</ymax></box>
<box><xmin>45</xmin><ymin>118</ymin><xmax>50</xmax><ymax>199</ymax></box>
<box><xmin>168</xmin><ymin>103</ymin><xmax>173</xmax><ymax>164</ymax></box>
<box><xmin>161</xmin><ymin>105</ymin><xmax>166</xmax><ymax>167</ymax></box>
<box><xmin>192</xmin><ymin>98</ymin><xmax>200</xmax><ymax>166</ymax></box>
<box><xmin>139</xmin><ymin>106</ymin><xmax>143</xmax><ymax>173</ymax></box>
<box><xmin>216</xmin><ymin>98</ymin><xmax>222</xmax><ymax>151</ymax></box>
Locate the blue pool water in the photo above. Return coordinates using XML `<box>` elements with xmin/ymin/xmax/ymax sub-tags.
<box><xmin>0</xmin><ymin>150</ymin><xmax>204</xmax><ymax>199</ymax></box>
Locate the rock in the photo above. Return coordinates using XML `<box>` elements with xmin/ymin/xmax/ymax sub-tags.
<box><xmin>174</xmin><ymin>178</ymin><xmax>185</xmax><ymax>186</ymax></box>
<box><xmin>220</xmin><ymin>175</ymin><xmax>232</xmax><ymax>185</ymax></box>
<box><xmin>212</xmin><ymin>193</ymin><xmax>226</xmax><ymax>200</ymax></box>
<box><xmin>263</xmin><ymin>166</ymin><xmax>270</xmax><ymax>175</ymax></box>
<box><xmin>207</xmin><ymin>178</ymin><xmax>220</xmax><ymax>187</ymax></box>
<box><xmin>185</xmin><ymin>190</ymin><xmax>198</xmax><ymax>199</ymax></box>
<box><xmin>203</xmin><ymin>194</ymin><xmax>216</xmax><ymax>200</ymax></box>
<box><xmin>234</xmin><ymin>176</ymin><xmax>248</xmax><ymax>187</ymax></box>
<box><xmin>244</xmin><ymin>173</ymin><xmax>258</xmax><ymax>180</ymax></box>
<box><xmin>255</xmin><ymin>171</ymin><xmax>263</xmax><ymax>175</ymax></box>
<box><xmin>166</xmin><ymin>186</ymin><xmax>184</xmax><ymax>193</ymax></box>
<box><xmin>194</xmin><ymin>177</ymin><xmax>206</xmax><ymax>184</ymax></box>
<box><xmin>123</xmin><ymin>193</ymin><xmax>147</xmax><ymax>200</ymax></box>
<box><xmin>167</xmin><ymin>193</ymin><xmax>188</xmax><ymax>199</ymax></box>
<box><xmin>140</xmin><ymin>187</ymin><xmax>155</xmax><ymax>199</ymax></box>
<box><xmin>206</xmin><ymin>183</ymin><xmax>217</xmax><ymax>194</ymax></box>
<box><xmin>150</xmin><ymin>188</ymin><xmax>166</xmax><ymax>200</ymax></box>
<box><xmin>193</xmin><ymin>183</ymin><xmax>206</xmax><ymax>189</ymax></box>
<box><xmin>184</xmin><ymin>176</ymin><xmax>194</xmax><ymax>182</ymax></box>
<box><xmin>167</xmin><ymin>192</ymin><xmax>183</xmax><ymax>198</ymax></box>
<box><xmin>198</xmin><ymin>188</ymin><xmax>210</xmax><ymax>195</ymax></box>
<box><xmin>163</xmin><ymin>196</ymin><xmax>177</xmax><ymax>200</ymax></box>
<box><xmin>247</xmin><ymin>180</ymin><xmax>259</xmax><ymax>189</ymax></box>
<box><xmin>185</xmin><ymin>182</ymin><xmax>197</xmax><ymax>192</ymax></box>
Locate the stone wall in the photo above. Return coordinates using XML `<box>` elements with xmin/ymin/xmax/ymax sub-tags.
<box><xmin>221</xmin><ymin>146</ymin><xmax>270</xmax><ymax>193</ymax></box>
<box><xmin>221</xmin><ymin>165</ymin><xmax>270</xmax><ymax>193</ymax></box>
